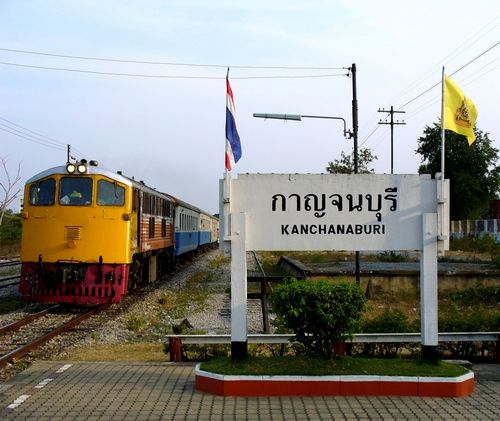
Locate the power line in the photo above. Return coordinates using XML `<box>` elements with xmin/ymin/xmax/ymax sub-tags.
<box><xmin>0</xmin><ymin>125</ymin><xmax>66</xmax><ymax>150</ymax></box>
<box><xmin>0</xmin><ymin>117</ymin><xmax>67</xmax><ymax>148</ymax></box>
<box><xmin>397</xmin><ymin>41</ymin><xmax>500</xmax><ymax>111</ymax></box>
<box><xmin>0</xmin><ymin>117</ymin><xmax>86</xmax><ymax>157</ymax></box>
<box><xmin>361</xmin><ymin>41</ymin><xmax>500</xmax><ymax>146</ymax></box>
<box><xmin>384</xmin><ymin>14</ymin><xmax>500</xmax><ymax>106</ymax></box>
<box><xmin>0</xmin><ymin>61</ymin><xmax>347</xmax><ymax>79</ymax></box>
<box><xmin>0</xmin><ymin>47</ymin><xmax>345</xmax><ymax>70</ymax></box>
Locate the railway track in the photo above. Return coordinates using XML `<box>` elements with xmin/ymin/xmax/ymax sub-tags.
<box><xmin>0</xmin><ymin>275</ymin><xmax>19</xmax><ymax>289</ymax></box>
<box><xmin>0</xmin><ymin>259</ymin><xmax>21</xmax><ymax>268</ymax></box>
<box><xmin>0</xmin><ymin>259</ymin><xmax>21</xmax><ymax>289</ymax></box>
<box><xmin>0</xmin><ymin>306</ymin><xmax>102</xmax><ymax>367</ymax></box>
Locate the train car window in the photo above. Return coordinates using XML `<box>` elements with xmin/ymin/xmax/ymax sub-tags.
<box><xmin>97</xmin><ymin>179</ymin><xmax>125</xmax><ymax>206</ymax></box>
<box><xmin>150</xmin><ymin>195</ymin><xmax>155</xmax><ymax>215</ymax></box>
<box><xmin>161</xmin><ymin>218</ymin><xmax>167</xmax><ymax>237</ymax></box>
<box><xmin>29</xmin><ymin>178</ymin><xmax>56</xmax><ymax>206</ymax></box>
<box><xmin>132</xmin><ymin>189</ymin><xmax>138</xmax><ymax>212</ymax></box>
<box><xmin>59</xmin><ymin>177</ymin><xmax>92</xmax><ymax>206</ymax></box>
<box><xmin>149</xmin><ymin>217</ymin><xmax>155</xmax><ymax>238</ymax></box>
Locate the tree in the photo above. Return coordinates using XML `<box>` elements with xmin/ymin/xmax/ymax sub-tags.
<box><xmin>0</xmin><ymin>157</ymin><xmax>22</xmax><ymax>225</ymax></box>
<box><xmin>326</xmin><ymin>148</ymin><xmax>377</xmax><ymax>174</ymax></box>
<box><xmin>416</xmin><ymin>123</ymin><xmax>500</xmax><ymax>220</ymax></box>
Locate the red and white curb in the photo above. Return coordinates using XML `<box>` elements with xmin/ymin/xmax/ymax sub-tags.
<box><xmin>195</xmin><ymin>364</ymin><xmax>475</xmax><ymax>397</ymax></box>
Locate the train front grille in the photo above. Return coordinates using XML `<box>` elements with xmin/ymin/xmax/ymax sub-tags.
<box><xmin>65</xmin><ymin>226</ymin><xmax>82</xmax><ymax>240</ymax></box>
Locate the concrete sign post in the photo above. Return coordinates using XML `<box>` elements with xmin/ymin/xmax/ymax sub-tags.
<box><xmin>221</xmin><ymin>173</ymin><xmax>449</xmax><ymax>360</ymax></box>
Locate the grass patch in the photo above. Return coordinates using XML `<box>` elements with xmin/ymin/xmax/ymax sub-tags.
<box><xmin>0</xmin><ymin>296</ymin><xmax>25</xmax><ymax>314</ymax></box>
<box><xmin>158</xmin><ymin>271</ymin><xmax>210</xmax><ymax>319</ymax></box>
<box><xmin>200</xmin><ymin>355</ymin><xmax>468</xmax><ymax>377</ymax></box>
<box><xmin>208</xmin><ymin>252</ymin><xmax>230</xmax><ymax>270</ymax></box>
<box><xmin>125</xmin><ymin>313</ymin><xmax>147</xmax><ymax>332</ymax></box>
<box><xmin>63</xmin><ymin>343</ymin><xmax>166</xmax><ymax>362</ymax></box>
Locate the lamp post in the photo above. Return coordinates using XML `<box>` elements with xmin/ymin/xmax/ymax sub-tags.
<box><xmin>253</xmin><ymin>110</ymin><xmax>361</xmax><ymax>284</ymax></box>
<box><xmin>253</xmin><ymin>113</ymin><xmax>352</xmax><ymax>139</ymax></box>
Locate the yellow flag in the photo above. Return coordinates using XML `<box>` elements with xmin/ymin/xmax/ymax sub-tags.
<box><xmin>444</xmin><ymin>75</ymin><xmax>478</xmax><ymax>145</ymax></box>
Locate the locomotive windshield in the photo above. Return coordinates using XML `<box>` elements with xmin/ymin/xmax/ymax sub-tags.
<box><xmin>97</xmin><ymin>179</ymin><xmax>125</xmax><ymax>206</ymax></box>
<box><xmin>59</xmin><ymin>177</ymin><xmax>92</xmax><ymax>206</ymax></box>
<box><xmin>29</xmin><ymin>178</ymin><xmax>56</xmax><ymax>206</ymax></box>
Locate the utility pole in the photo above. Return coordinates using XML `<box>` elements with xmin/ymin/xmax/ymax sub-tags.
<box><xmin>349</xmin><ymin>63</ymin><xmax>362</xmax><ymax>285</ymax></box>
<box><xmin>378</xmin><ymin>106</ymin><xmax>405</xmax><ymax>174</ymax></box>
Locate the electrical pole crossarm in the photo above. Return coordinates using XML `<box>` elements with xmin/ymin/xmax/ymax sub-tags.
<box><xmin>377</xmin><ymin>106</ymin><xmax>406</xmax><ymax>174</ymax></box>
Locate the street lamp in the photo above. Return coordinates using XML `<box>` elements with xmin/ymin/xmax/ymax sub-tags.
<box><xmin>253</xmin><ymin>110</ymin><xmax>361</xmax><ymax>284</ymax></box>
<box><xmin>253</xmin><ymin>113</ymin><xmax>352</xmax><ymax>139</ymax></box>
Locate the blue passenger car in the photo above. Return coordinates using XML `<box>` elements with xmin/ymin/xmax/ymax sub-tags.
<box><xmin>174</xmin><ymin>199</ymin><xmax>200</xmax><ymax>257</ymax></box>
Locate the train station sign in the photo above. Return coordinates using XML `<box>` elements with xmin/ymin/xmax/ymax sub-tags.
<box><xmin>228</xmin><ymin>173</ymin><xmax>448</xmax><ymax>251</ymax></box>
<box><xmin>220</xmin><ymin>172</ymin><xmax>449</xmax><ymax>360</ymax></box>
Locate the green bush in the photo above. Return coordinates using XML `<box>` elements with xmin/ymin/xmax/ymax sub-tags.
<box><xmin>376</xmin><ymin>251</ymin><xmax>408</xmax><ymax>262</ymax></box>
<box><xmin>438</xmin><ymin>307</ymin><xmax>499</xmax><ymax>359</ymax></box>
<box><xmin>439</xmin><ymin>306</ymin><xmax>500</xmax><ymax>332</ymax></box>
<box><xmin>0</xmin><ymin>213</ymin><xmax>22</xmax><ymax>244</ymax></box>
<box><xmin>358</xmin><ymin>309</ymin><xmax>415</xmax><ymax>358</ymax></box>
<box><xmin>451</xmin><ymin>285</ymin><xmax>500</xmax><ymax>305</ymax></box>
<box><xmin>450</xmin><ymin>233</ymin><xmax>498</xmax><ymax>254</ymax></box>
<box><xmin>270</xmin><ymin>278</ymin><xmax>366</xmax><ymax>359</ymax></box>
<box><xmin>125</xmin><ymin>313</ymin><xmax>147</xmax><ymax>332</ymax></box>
<box><xmin>360</xmin><ymin>309</ymin><xmax>413</xmax><ymax>333</ymax></box>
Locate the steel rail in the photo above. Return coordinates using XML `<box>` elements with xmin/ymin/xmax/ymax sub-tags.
<box><xmin>0</xmin><ymin>275</ymin><xmax>20</xmax><ymax>289</ymax></box>
<box><xmin>250</xmin><ymin>251</ymin><xmax>272</xmax><ymax>333</ymax></box>
<box><xmin>0</xmin><ymin>260</ymin><xmax>21</xmax><ymax>268</ymax></box>
<box><xmin>0</xmin><ymin>305</ymin><xmax>60</xmax><ymax>335</ymax></box>
<box><xmin>0</xmin><ymin>307</ymin><xmax>100</xmax><ymax>367</ymax></box>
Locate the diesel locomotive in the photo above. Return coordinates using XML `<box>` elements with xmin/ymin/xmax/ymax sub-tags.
<box><xmin>19</xmin><ymin>160</ymin><xmax>218</xmax><ymax>305</ymax></box>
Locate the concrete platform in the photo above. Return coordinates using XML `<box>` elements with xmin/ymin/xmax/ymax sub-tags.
<box><xmin>0</xmin><ymin>361</ymin><xmax>499</xmax><ymax>420</ymax></box>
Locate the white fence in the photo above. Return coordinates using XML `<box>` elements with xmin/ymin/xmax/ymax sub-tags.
<box><xmin>450</xmin><ymin>219</ymin><xmax>500</xmax><ymax>242</ymax></box>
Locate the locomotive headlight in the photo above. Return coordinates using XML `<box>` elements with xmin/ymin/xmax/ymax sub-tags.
<box><xmin>77</xmin><ymin>163</ymin><xmax>88</xmax><ymax>174</ymax></box>
<box><xmin>66</xmin><ymin>163</ymin><xmax>76</xmax><ymax>174</ymax></box>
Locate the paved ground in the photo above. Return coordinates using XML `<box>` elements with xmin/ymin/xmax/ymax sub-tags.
<box><xmin>0</xmin><ymin>362</ymin><xmax>499</xmax><ymax>420</ymax></box>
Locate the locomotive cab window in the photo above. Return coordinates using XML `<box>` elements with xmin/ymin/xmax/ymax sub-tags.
<box><xmin>97</xmin><ymin>179</ymin><xmax>125</xmax><ymax>206</ymax></box>
<box><xmin>59</xmin><ymin>177</ymin><xmax>92</xmax><ymax>206</ymax></box>
<box><xmin>29</xmin><ymin>178</ymin><xmax>56</xmax><ymax>206</ymax></box>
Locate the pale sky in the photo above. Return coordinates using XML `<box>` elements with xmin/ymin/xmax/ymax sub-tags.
<box><xmin>1</xmin><ymin>1</ymin><xmax>499</xmax><ymax>214</ymax></box>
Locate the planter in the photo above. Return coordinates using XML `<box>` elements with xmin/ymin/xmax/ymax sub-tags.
<box><xmin>195</xmin><ymin>364</ymin><xmax>475</xmax><ymax>397</ymax></box>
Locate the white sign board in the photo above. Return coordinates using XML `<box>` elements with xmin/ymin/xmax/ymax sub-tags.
<box><xmin>230</xmin><ymin>173</ymin><xmax>444</xmax><ymax>251</ymax></box>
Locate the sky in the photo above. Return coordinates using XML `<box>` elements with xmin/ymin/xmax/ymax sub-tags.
<box><xmin>1</xmin><ymin>0</ymin><xmax>499</xmax><ymax>215</ymax></box>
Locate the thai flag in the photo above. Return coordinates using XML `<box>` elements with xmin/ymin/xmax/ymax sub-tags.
<box><xmin>225</xmin><ymin>74</ymin><xmax>242</xmax><ymax>171</ymax></box>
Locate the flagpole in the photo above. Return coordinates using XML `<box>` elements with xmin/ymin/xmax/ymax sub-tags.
<box><xmin>440</xmin><ymin>67</ymin><xmax>445</xmax><ymax>186</ymax></box>
<box><xmin>439</xmin><ymin>66</ymin><xmax>446</xmax><ymax>244</ymax></box>
<box><xmin>222</xmin><ymin>67</ymin><xmax>231</xmax><ymax>254</ymax></box>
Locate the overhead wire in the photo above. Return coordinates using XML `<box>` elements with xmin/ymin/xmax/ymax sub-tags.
<box><xmin>0</xmin><ymin>124</ymin><xmax>66</xmax><ymax>151</ymax></box>
<box><xmin>358</xmin><ymin>15</ymin><xmax>500</xmax><ymax>140</ymax></box>
<box><xmin>0</xmin><ymin>117</ymin><xmax>86</xmax><ymax>157</ymax></box>
<box><xmin>0</xmin><ymin>50</ymin><xmax>346</xmax><ymax>155</ymax></box>
<box><xmin>0</xmin><ymin>47</ymin><xmax>345</xmax><ymax>70</ymax></box>
<box><xmin>384</xmin><ymin>14</ymin><xmax>500</xmax><ymax>106</ymax></box>
<box><xmin>360</xmin><ymin>40</ymin><xmax>500</xmax><ymax>147</ymax></box>
<box><xmin>397</xmin><ymin>41</ymin><xmax>499</xmax><ymax>111</ymax></box>
<box><xmin>0</xmin><ymin>61</ymin><xmax>347</xmax><ymax>79</ymax></box>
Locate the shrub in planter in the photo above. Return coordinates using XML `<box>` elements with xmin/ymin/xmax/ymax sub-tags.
<box><xmin>270</xmin><ymin>278</ymin><xmax>366</xmax><ymax>359</ymax></box>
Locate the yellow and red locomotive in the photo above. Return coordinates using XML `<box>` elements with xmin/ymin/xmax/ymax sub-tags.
<box><xmin>20</xmin><ymin>160</ymin><xmax>217</xmax><ymax>305</ymax></box>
